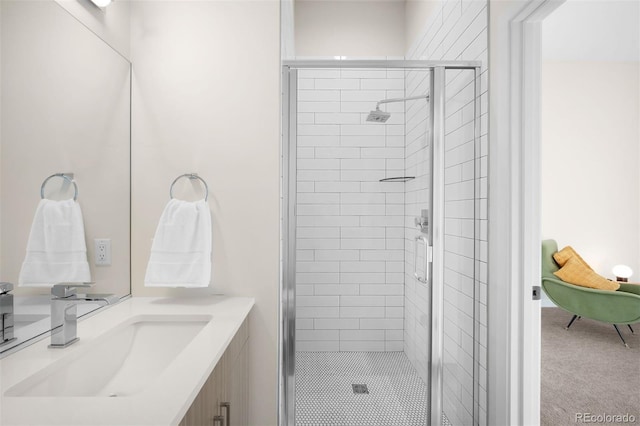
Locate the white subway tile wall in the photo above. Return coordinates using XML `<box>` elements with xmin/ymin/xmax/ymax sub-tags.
<box><xmin>296</xmin><ymin>68</ymin><xmax>406</xmax><ymax>353</ymax></box>
<box><xmin>405</xmin><ymin>1</ymin><xmax>488</xmax><ymax>425</ymax></box>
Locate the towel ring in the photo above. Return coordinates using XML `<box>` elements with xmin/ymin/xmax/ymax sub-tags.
<box><xmin>170</xmin><ymin>173</ymin><xmax>209</xmax><ymax>201</ymax></box>
<box><xmin>40</xmin><ymin>173</ymin><xmax>78</xmax><ymax>201</ymax></box>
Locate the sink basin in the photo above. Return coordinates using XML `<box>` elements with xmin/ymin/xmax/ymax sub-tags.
<box><xmin>5</xmin><ymin>314</ymin><xmax>211</xmax><ymax>398</ymax></box>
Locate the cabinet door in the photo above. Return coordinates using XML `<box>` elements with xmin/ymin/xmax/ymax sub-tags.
<box><xmin>179</xmin><ymin>360</ymin><xmax>225</xmax><ymax>426</ymax></box>
<box><xmin>226</xmin><ymin>338</ymin><xmax>249</xmax><ymax>426</ymax></box>
<box><xmin>180</xmin><ymin>318</ymin><xmax>249</xmax><ymax>426</ymax></box>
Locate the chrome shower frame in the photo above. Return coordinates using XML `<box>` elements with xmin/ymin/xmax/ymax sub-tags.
<box><xmin>280</xmin><ymin>59</ymin><xmax>481</xmax><ymax>426</ymax></box>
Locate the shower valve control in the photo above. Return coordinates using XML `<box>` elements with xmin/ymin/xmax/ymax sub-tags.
<box><xmin>414</xmin><ymin>209</ymin><xmax>429</xmax><ymax>233</ymax></box>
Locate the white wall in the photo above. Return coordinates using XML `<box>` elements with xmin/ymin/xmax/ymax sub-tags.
<box><xmin>282</xmin><ymin>0</ymin><xmax>295</xmax><ymax>60</ymax></box>
<box><xmin>294</xmin><ymin>1</ymin><xmax>405</xmax><ymax>57</ymax></box>
<box><xmin>0</xmin><ymin>2</ymin><xmax>3</xmax><ymax>274</ymax></box>
<box><xmin>129</xmin><ymin>2</ymin><xmax>280</xmax><ymax>424</ymax></box>
<box><xmin>294</xmin><ymin>68</ymin><xmax>407</xmax><ymax>352</ymax></box>
<box><xmin>541</xmin><ymin>0</ymin><xmax>639</xmax><ymax>63</ymax></box>
<box><xmin>541</xmin><ymin>61</ymin><xmax>640</xmax><ymax>279</ymax></box>
<box><xmin>540</xmin><ymin>0</ymin><xmax>640</xmax><ymax>282</ymax></box>
<box><xmin>405</xmin><ymin>1</ymin><xmax>439</xmax><ymax>53</ymax></box>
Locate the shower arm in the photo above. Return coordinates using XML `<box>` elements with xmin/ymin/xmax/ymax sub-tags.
<box><xmin>375</xmin><ymin>94</ymin><xmax>429</xmax><ymax>110</ymax></box>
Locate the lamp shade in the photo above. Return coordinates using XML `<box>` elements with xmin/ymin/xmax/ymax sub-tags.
<box><xmin>612</xmin><ymin>264</ymin><xmax>633</xmax><ymax>279</ymax></box>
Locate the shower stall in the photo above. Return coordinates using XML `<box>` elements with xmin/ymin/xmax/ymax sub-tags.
<box><xmin>281</xmin><ymin>60</ymin><xmax>483</xmax><ymax>426</ymax></box>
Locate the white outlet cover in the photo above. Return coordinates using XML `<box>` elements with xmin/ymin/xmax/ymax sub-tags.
<box><xmin>94</xmin><ymin>238</ymin><xmax>112</xmax><ymax>266</ymax></box>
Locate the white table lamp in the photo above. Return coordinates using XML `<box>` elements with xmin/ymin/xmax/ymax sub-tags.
<box><xmin>612</xmin><ymin>264</ymin><xmax>633</xmax><ymax>282</ymax></box>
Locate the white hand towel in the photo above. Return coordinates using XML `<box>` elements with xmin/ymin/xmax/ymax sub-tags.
<box><xmin>18</xmin><ymin>199</ymin><xmax>91</xmax><ymax>287</ymax></box>
<box><xmin>144</xmin><ymin>199</ymin><xmax>212</xmax><ymax>288</ymax></box>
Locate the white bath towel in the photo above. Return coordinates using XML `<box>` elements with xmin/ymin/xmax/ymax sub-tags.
<box><xmin>18</xmin><ymin>199</ymin><xmax>91</xmax><ymax>287</ymax></box>
<box><xmin>144</xmin><ymin>199</ymin><xmax>212</xmax><ymax>288</ymax></box>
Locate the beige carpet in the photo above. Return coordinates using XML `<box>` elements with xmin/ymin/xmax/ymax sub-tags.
<box><xmin>541</xmin><ymin>308</ymin><xmax>640</xmax><ymax>426</ymax></box>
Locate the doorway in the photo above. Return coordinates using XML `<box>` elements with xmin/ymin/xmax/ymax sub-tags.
<box><xmin>489</xmin><ymin>0</ymin><xmax>639</xmax><ymax>423</ymax></box>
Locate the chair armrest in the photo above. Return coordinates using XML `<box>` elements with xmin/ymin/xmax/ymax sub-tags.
<box><xmin>542</xmin><ymin>277</ymin><xmax>640</xmax><ymax>324</ymax></box>
<box><xmin>618</xmin><ymin>283</ymin><xmax>640</xmax><ymax>296</ymax></box>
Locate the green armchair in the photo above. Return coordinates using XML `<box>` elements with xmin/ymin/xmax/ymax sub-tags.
<box><xmin>541</xmin><ymin>239</ymin><xmax>640</xmax><ymax>347</ymax></box>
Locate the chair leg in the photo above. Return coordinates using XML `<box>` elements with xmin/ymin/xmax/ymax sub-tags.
<box><xmin>628</xmin><ymin>324</ymin><xmax>635</xmax><ymax>334</ymax></box>
<box><xmin>565</xmin><ymin>314</ymin><xmax>579</xmax><ymax>330</ymax></box>
<box><xmin>613</xmin><ymin>325</ymin><xmax>629</xmax><ymax>348</ymax></box>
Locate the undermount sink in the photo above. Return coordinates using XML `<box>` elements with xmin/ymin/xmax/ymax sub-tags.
<box><xmin>5</xmin><ymin>314</ymin><xmax>211</xmax><ymax>398</ymax></box>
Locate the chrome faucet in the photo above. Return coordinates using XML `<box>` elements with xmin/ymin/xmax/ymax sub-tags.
<box><xmin>0</xmin><ymin>282</ymin><xmax>15</xmax><ymax>345</ymax></box>
<box><xmin>50</xmin><ymin>283</ymin><xmax>119</xmax><ymax>348</ymax></box>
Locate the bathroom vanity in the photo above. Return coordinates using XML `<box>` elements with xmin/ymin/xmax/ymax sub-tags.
<box><xmin>0</xmin><ymin>296</ymin><xmax>253</xmax><ymax>425</ymax></box>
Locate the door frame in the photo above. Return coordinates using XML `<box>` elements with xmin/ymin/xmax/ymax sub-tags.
<box><xmin>279</xmin><ymin>59</ymin><xmax>481</xmax><ymax>426</ymax></box>
<box><xmin>487</xmin><ymin>1</ymin><xmax>565</xmax><ymax>424</ymax></box>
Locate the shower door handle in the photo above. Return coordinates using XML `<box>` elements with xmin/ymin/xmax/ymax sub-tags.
<box><xmin>414</xmin><ymin>235</ymin><xmax>432</xmax><ymax>284</ymax></box>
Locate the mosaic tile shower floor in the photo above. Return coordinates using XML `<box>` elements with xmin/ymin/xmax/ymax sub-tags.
<box><xmin>295</xmin><ymin>352</ymin><xmax>432</xmax><ymax>426</ymax></box>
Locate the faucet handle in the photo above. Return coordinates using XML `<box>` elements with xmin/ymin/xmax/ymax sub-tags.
<box><xmin>0</xmin><ymin>282</ymin><xmax>14</xmax><ymax>294</ymax></box>
<box><xmin>51</xmin><ymin>282</ymin><xmax>94</xmax><ymax>298</ymax></box>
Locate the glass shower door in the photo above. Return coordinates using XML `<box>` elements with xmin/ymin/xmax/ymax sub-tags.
<box><xmin>281</xmin><ymin>61</ymin><xmax>484</xmax><ymax>426</ymax></box>
<box><xmin>430</xmin><ymin>67</ymin><xmax>482</xmax><ymax>426</ymax></box>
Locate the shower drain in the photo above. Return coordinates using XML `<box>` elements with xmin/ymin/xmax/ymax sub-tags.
<box><xmin>351</xmin><ymin>384</ymin><xmax>369</xmax><ymax>394</ymax></box>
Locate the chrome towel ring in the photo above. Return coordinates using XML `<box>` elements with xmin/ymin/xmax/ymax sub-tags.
<box><xmin>40</xmin><ymin>173</ymin><xmax>78</xmax><ymax>201</ymax></box>
<box><xmin>169</xmin><ymin>173</ymin><xmax>209</xmax><ymax>201</ymax></box>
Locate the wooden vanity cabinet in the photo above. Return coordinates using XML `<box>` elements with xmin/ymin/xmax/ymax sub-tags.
<box><xmin>179</xmin><ymin>318</ymin><xmax>249</xmax><ymax>426</ymax></box>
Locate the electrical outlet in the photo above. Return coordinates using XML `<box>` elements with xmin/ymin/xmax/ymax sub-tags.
<box><xmin>94</xmin><ymin>238</ymin><xmax>111</xmax><ymax>266</ymax></box>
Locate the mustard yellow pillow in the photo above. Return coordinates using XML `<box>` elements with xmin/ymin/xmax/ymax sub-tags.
<box><xmin>553</xmin><ymin>246</ymin><xmax>593</xmax><ymax>271</ymax></box>
<box><xmin>554</xmin><ymin>257</ymin><xmax>620</xmax><ymax>291</ymax></box>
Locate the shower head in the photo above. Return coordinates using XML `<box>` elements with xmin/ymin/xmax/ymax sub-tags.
<box><xmin>366</xmin><ymin>93</ymin><xmax>430</xmax><ymax>124</ymax></box>
<box><xmin>366</xmin><ymin>107</ymin><xmax>391</xmax><ymax>123</ymax></box>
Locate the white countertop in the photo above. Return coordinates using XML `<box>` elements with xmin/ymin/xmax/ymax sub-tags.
<box><xmin>0</xmin><ymin>296</ymin><xmax>254</xmax><ymax>425</ymax></box>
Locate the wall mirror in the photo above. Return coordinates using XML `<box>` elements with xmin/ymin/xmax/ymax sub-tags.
<box><xmin>0</xmin><ymin>0</ymin><xmax>131</xmax><ymax>356</ymax></box>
